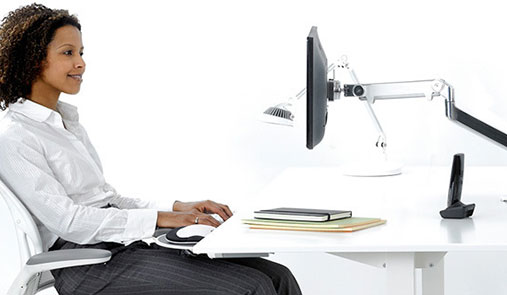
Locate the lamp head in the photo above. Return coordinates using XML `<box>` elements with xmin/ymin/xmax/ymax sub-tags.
<box><xmin>261</xmin><ymin>101</ymin><xmax>295</xmax><ymax>127</ymax></box>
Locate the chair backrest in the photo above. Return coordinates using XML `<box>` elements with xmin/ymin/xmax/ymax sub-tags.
<box><xmin>0</xmin><ymin>178</ymin><xmax>44</xmax><ymax>265</ymax></box>
<box><xmin>0</xmin><ymin>178</ymin><xmax>55</xmax><ymax>294</ymax></box>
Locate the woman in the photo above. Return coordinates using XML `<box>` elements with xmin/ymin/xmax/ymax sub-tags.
<box><xmin>0</xmin><ymin>4</ymin><xmax>301</xmax><ymax>295</ymax></box>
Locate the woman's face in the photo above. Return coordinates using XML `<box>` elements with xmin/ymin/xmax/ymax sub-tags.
<box><xmin>37</xmin><ymin>25</ymin><xmax>85</xmax><ymax>96</ymax></box>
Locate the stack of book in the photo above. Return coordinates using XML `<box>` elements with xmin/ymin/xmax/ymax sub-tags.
<box><xmin>242</xmin><ymin>207</ymin><xmax>386</xmax><ymax>232</ymax></box>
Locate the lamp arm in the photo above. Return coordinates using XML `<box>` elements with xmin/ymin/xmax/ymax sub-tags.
<box><xmin>351</xmin><ymin>79</ymin><xmax>444</xmax><ymax>103</ymax></box>
<box><xmin>341</xmin><ymin>79</ymin><xmax>507</xmax><ymax>149</ymax></box>
<box><xmin>291</xmin><ymin>62</ymin><xmax>338</xmax><ymax>101</ymax></box>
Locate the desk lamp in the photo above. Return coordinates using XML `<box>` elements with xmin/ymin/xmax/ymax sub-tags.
<box><xmin>261</xmin><ymin>63</ymin><xmax>338</xmax><ymax>127</ymax></box>
<box><xmin>263</xmin><ymin>26</ymin><xmax>507</xmax><ymax>177</ymax></box>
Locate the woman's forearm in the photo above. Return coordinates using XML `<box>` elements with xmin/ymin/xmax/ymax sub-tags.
<box><xmin>156</xmin><ymin>210</ymin><xmax>221</xmax><ymax>228</ymax></box>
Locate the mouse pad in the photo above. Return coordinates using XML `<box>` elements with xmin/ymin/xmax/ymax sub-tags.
<box><xmin>166</xmin><ymin>226</ymin><xmax>204</xmax><ymax>245</ymax></box>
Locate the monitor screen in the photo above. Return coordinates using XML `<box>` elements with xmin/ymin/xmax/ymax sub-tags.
<box><xmin>306</xmin><ymin>26</ymin><xmax>328</xmax><ymax>149</ymax></box>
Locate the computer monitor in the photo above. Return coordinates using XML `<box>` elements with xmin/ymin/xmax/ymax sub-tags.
<box><xmin>306</xmin><ymin>26</ymin><xmax>329</xmax><ymax>150</ymax></box>
<box><xmin>302</xmin><ymin>26</ymin><xmax>507</xmax><ymax>178</ymax></box>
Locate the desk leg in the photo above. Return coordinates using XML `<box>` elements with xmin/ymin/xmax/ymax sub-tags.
<box><xmin>330</xmin><ymin>252</ymin><xmax>445</xmax><ymax>295</ymax></box>
<box><xmin>419</xmin><ymin>253</ymin><xmax>445</xmax><ymax>295</ymax></box>
<box><xmin>386</xmin><ymin>253</ymin><xmax>415</xmax><ymax>295</ymax></box>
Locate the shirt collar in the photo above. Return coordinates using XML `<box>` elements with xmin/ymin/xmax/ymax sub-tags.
<box><xmin>8</xmin><ymin>98</ymin><xmax>79</xmax><ymax>128</ymax></box>
<box><xmin>56</xmin><ymin>100</ymin><xmax>79</xmax><ymax>122</ymax></box>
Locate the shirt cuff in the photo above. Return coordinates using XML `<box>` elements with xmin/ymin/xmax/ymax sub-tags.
<box><xmin>123</xmin><ymin>208</ymin><xmax>158</xmax><ymax>243</ymax></box>
<box><xmin>148</xmin><ymin>198</ymin><xmax>176</xmax><ymax>211</ymax></box>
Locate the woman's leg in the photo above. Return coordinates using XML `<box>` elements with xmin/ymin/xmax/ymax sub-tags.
<box><xmin>224</xmin><ymin>258</ymin><xmax>302</xmax><ymax>295</ymax></box>
<box><xmin>51</xmin><ymin>241</ymin><xmax>291</xmax><ymax>295</ymax></box>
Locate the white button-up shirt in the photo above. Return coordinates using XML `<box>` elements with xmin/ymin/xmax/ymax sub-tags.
<box><xmin>0</xmin><ymin>99</ymin><xmax>168</xmax><ymax>250</ymax></box>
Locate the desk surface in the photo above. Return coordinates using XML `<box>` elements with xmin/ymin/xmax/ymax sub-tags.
<box><xmin>193</xmin><ymin>166</ymin><xmax>507</xmax><ymax>255</ymax></box>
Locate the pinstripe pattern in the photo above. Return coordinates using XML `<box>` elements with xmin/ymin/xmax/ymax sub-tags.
<box><xmin>51</xmin><ymin>241</ymin><xmax>301</xmax><ymax>295</ymax></box>
<box><xmin>0</xmin><ymin>99</ymin><xmax>161</xmax><ymax>251</ymax></box>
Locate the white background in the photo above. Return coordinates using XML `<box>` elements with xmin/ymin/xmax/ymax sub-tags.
<box><xmin>1</xmin><ymin>0</ymin><xmax>507</xmax><ymax>294</ymax></box>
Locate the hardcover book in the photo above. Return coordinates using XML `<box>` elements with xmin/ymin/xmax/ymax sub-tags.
<box><xmin>254</xmin><ymin>207</ymin><xmax>352</xmax><ymax>222</ymax></box>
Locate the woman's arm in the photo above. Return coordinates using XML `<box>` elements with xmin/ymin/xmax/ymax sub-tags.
<box><xmin>0</xmin><ymin>137</ymin><xmax>157</xmax><ymax>245</ymax></box>
<box><xmin>156</xmin><ymin>210</ymin><xmax>223</xmax><ymax>228</ymax></box>
<box><xmin>161</xmin><ymin>200</ymin><xmax>234</xmax><ymax>227</ymax></box>
<box><xmin>102</xmin><ymin>182</ymin><xmax>176</xmax><ymax>211</ymax></box>
<box><xmin>173</xmin><ymin>200</ymin><xmax>233</xmax><ymax>222</ymax></box>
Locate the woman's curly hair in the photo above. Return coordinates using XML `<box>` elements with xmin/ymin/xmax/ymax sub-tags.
<box><xmin>0</xmin><ymin>3</ymin><xmax>80</xmax><ymax>110</ymax></box>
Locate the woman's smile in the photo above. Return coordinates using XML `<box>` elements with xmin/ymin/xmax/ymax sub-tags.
<box><xmin>67</xmin><ymin>74</ymin><xmax>83</xmax><ymax>82</ymax></box>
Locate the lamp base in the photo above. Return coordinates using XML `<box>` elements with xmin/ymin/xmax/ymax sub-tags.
<box><xmin>342</xmin><ymin>159</ymin><xmax>402</xmax><ymax>177</ymax></box>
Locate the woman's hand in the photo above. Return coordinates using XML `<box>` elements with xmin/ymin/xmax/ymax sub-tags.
<box><xmin>156</xmin><ymin>210</ymin><xmax>222</xmax><ymax>228</ymax></box>
<box><xmin>173</xmin><ymin>200</ymin><xmax>233</xmax><ymax>222</ymax></box>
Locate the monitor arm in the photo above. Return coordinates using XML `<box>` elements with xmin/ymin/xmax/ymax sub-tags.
<box><xmin>333</xmin><ymin>77</ymin><xmax>507</xmax><ymax>150</ymax></box>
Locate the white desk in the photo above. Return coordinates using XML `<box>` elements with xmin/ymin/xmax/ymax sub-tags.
<box><xmin>193</xmin><ymin>166</ymin><xmax>507</xmax><ymax>295</ymax></box>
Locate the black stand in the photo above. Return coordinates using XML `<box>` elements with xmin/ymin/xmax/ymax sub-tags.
<box><xmin>440</xmin><ymin>154</ymin><xmax>475</xmax><ymax>219</ymax></box>
<box><xmin>440</xmin><ymin>201</ymin><xmax>475</xmax><ymax>219</ymax></box>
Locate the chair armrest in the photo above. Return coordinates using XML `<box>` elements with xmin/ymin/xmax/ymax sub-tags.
<box><xmin>26</xmin><ymin>249</ymin><xmax>111</xmax><ymax>271</ymax></box>
<box><xmin>8</xmin><ymin>249</ymin><xmax>111</xmax><ymax>295</ymax></box>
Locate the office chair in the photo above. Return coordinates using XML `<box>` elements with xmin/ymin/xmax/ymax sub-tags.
<box><xmin>0</xmin><ymin>178</ymin><xmax>112</xmax><ymax>295</ymax></box>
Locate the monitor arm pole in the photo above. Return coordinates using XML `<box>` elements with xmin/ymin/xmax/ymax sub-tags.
<box><xmin>339</xmin><ymin>79</ymin><xmax>507</xmax><ymax>149</ymax></box>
